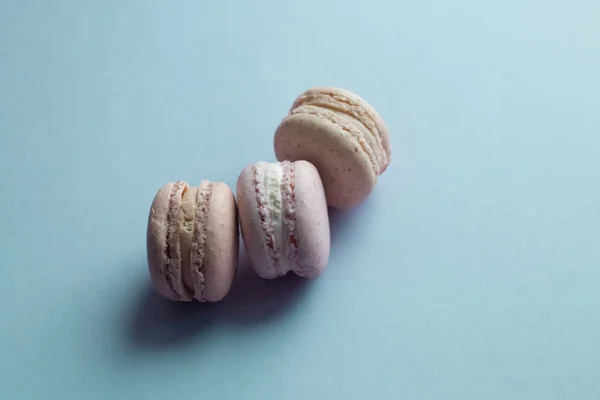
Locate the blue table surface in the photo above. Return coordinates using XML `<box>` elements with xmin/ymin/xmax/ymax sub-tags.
<box><xmin>1</xmin><ymin>1</ymin><xmax>599</xmax><ymax>399</ymax></box>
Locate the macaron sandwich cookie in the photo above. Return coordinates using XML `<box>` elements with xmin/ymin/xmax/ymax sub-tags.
<box><xmin>237</xmin><ymin>160</ymin><xmax>330</xmax><ymax>279</ymax></box>
<box><xmin>145</xmin><ymin>86</ymin><xmax>389</xmax><ymax>300</ymax></box>
<box><xmin>274</xmin><ymin>87</ymin><xmax>391</xmax><ymax>208</ymax></box>
<box><xmin>146</xmin><ymin>180</ymin><xmax>238</xmax><ymax>302</ymax></box>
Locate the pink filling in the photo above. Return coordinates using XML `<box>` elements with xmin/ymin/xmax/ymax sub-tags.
<box><xmin>190</xmin><ymin>181</ymin><xmax>213</xmax><ymax>301</ymax></box>
<box><xmin>165</xmin><ymin>181</ymin><xmax>187</xmax><ymax>300</ymax></box>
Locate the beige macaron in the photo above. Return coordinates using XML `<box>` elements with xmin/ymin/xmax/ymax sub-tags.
<box><xmin>274</xmin><ymin>87</ymin><xmax>391</xmax><ymax>208</ymax></box>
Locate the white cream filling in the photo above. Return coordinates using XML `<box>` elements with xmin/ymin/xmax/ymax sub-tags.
<box><xmin>264</xmin><ymin>163</ymin><xmax>287</xmax><ymax>273</ymax></box>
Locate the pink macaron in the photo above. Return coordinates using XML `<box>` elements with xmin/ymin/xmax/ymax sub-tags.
<box><xmin>146</xmin><ymin>180</ymin><xmax>238</xmax><ymax>302</ymax></box>
<box><xmin>237</xmin><ymin>160</ymin><xmax>330</xmax><ymax>279</ymax></box>
<box><xmin>274</xmin><ymin>86</ymin><xmax>391</xmax><ymax>208</ymax></box>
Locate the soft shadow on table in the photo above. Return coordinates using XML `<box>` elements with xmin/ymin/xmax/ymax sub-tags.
<box><xmin>128</xmin><ymin>193</ymin><xmax>375</xmax><ymax>352</ymax></box>
<box><xmin>328</xmin><ymin>192</ymin><xmax>377</xmax><ymax>249</ymax></box>
<box><xmin>127</xmin><ymin>247</ymin><xmax>309</xmax><ymax>351</ymax></box>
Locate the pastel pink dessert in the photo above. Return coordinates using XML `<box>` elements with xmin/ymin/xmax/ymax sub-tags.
<box><xmin>274</xmin><ymin>86</ymin><xmax>391</xmax><ymax>208</ymax></box>
<box><xmin>237</xmin><ymin>161</ymin><xmax>330</xmax><ymax>279</ymax></box>
<box><xmin>146</xmin><ymin>180</ymin><xmax>238</xmax><ymax>302</ymax></box>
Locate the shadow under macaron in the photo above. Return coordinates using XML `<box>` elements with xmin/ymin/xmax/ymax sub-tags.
<box><xmin>126</xmin><ymin>246</ymin><xmax>310</xmax><ymax>351</ymax></box>
<box><xmin>127</xmin><ymin>284</ymin><xmax>214</xmax><ymax>349</ymax></box>
<box><xmin>220</xmin><ymin>258</ymin><xmax>308</xmax><ymax>325</ymax></box>
<box><xmin>328</xmin><ymin>189</ymin><xmax>379</xmax><ymax>248</ymax></box>
<box><xmin>126</xmin><ymin>190</ymin><xmax>379</xmax><ymax>352</ymax></box>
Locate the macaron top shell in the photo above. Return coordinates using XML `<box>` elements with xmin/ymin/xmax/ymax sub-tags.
<box><xmin>274</xmin><ymin>87</ymin><xmax>391</xmax><ymax>208</ymax></box>
<box><xmin>291</xmin><ymin>86</ymin><xmax>391</xmax><ymax>173</ymax></box>
<box><xmin>237</xmin><ymin>160</ymin><xmax>330</xmax><ymax>279</ymax></box>
<box><xmin>146</xmin><ymin>180</ymin><xmax>238</xmax><ymax>302</ymax></box>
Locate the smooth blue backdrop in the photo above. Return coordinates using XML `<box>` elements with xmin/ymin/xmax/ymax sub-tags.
<box><xmin>1</xmin><ymin>1</ymin><xmax>599</xmax><ymax>399</ymax></box>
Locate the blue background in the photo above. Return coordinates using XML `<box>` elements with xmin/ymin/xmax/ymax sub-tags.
<box><xmin>1</xmin><ymin>1</ymin><xmax>599</xmax><ymax>399</ymax></box>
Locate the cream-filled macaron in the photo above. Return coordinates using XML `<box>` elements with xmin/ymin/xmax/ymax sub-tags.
<box><xmin>274</xmin><ymin>87</ymin><xmax>391</xmax><ymax>208</ymax></box>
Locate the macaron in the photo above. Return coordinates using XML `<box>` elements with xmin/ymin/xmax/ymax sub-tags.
<box><xmin>237</xmin><ymin>160</ymin><xmax>330</xmax><ymax>279</ymax></box>
<box><xmin>146</xmin><ymin>180</ymin><xmax>238</xmax><ymax>302</ymax></box>
<box><xmin>274</xmin><ymin>86</ymin><xmax>391</xmax><ymax>208</ymax></box>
